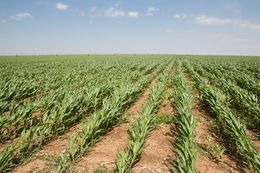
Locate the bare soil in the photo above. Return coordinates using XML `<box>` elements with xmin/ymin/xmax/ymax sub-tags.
<box><xmin>132</xmin><ymin>124</ymin><xmax>173</xmax><ymax>173</ymax></box>
<box><xmin>253</xmin><ymin>140</ymin><xmax>260</xmax><ymax>154</ymax></box>
<box><xmin>71</xmin><ymin>124</ymin><xmax>129</xmax><ymax>172</ymax></box>
<box><xmin>157</xmin><ymin>89</ymin><xmax>173</xmax><ymax>116</ymax></box>
<box><xmin>182</xmin><ymin>68</ymin><xmax>249</xmax><ymax>173</ymax></box>
<box><xmin>12</xmin><ymin>75</ymin><xmax>158</xmax><ymax>173</ymax></box>
<box><xmin>70</xmin><ymin>78</ymin><xmax>158</xmax><ymax>172</ymax></box>
<box><xmin>127</xmin><ymin>78</ymin><xmax>157</xmax><ymax>122</ymax></box>
<box><xmin>0</xmin><ymin>138</ymin><xmax>19</xmax><ymax>152</ymax></box>
<box><xmin>246</xmin><ymin>130</ymin><xmax>260</xmax><ymax>154</ymax></box>
<box><xmin>12</xmin><ymin>123</ymin><xmax>82</xmax><ymax>173</ymax></box>
<box><xmin>0</xmin><ymin>111</ymin><xmax>43</xmax><ymax>153</ymax></box>
<box><xmin>194</xmin><ymin>107</ymin><xmax>246</xmax><ymax>173</ymax></box>
<box><xmin>131</xmin><ymin>68</ymin><xmax>175</xmax><ymax>173</ymax></box>
<box><xmin>9</xmin><ymin>66</ymin><xmax>258</xmax><ymax>173</ymax></box>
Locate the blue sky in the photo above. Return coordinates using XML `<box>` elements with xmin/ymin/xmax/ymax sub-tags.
<box><xmin>1</xmin><ymin>0</ymin><xmax>260</xmax><ymax>55</ymax></box>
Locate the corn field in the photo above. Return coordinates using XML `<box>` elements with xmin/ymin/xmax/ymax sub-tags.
<box><xmin>0</xmin><ymin>55</ymin><xmax>259</xmax><ymax>173</ymax></box>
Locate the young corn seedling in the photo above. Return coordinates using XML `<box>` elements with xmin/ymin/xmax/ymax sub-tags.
<box><xmin>115</xmin><ymin>62</ymin><xmax>173</xmax><ymax>173</ymax></box>
<box><xmin>184</xmin><ymin>63</ymin><xmax>260</xmax><ymax>172</ymax></box>
<box><xmin>0</xmin><ymin>145</ymin><xmax>17</xmax><ymax>173</ymax></box>
<box><xmin>169</xmin><ymin>62</ymin><xmax>197</xmax><ymax>173</ymax></box>
<box><xmin>56</xmin><ymin>72</ymin><xmax>158</xmax><ymax>173</ymax></box>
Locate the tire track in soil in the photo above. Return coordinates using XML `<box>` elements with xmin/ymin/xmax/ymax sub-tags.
<box><xmin>182</xmin><ymin>68</ymin><xmax>249</xmax><ymax>173</ymax></box>
<box><xmin>131</xmin><ymin>67</ymin><xmax>176</xmax><ymax>173</ymax></box>
<box><xmin>70</xmin><ymin>77</ymin><xmax>159</xmax><ymax>173</ymax></box>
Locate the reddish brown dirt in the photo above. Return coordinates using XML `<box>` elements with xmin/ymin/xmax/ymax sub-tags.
<box><xmin>32</xmin><ymin>111</ymin><xmax>43</xmax><ymax>121</ymax></box>
<box><xmin>0</xmin><ymin>136</ymin><xmax>21</xmax><ymax>152</ymax></box>
<box><xmin>182</xmin><ymin>68</ymin><xmax>248</xmax><ymax>173</ymax></box>
<box><xmin>12</xmin><ymin>123</ymin><xmax>82</xmax><ymax>173</ymax></box>
<box><xmin>253</xmin><ymin>140</ymin><xmax>260</xmax><ymax>154</ymax></box>
<box><xmin>194</xmin><ymin>108</ymin><xmax>245</xmax><ymax>173</ymax></box>
<box><xmin>70</xmin><ymin>78</ymin><xmax>158</xmax><ymax>172</ymax></box>
<box><xmin>71</xmin><ymin>124</ymin><xmax>129</xmax><ymax>172</ymax></box>
<box><xmin>171</xmin><ymin>66</ymin><xmax>176</xmax><ymax>74</ymax></box>
<box><xmin>246</xmin><ymin>130</ymin><xmax>260</xmax><ymax>154</ymax></box>
<box><xmin>157</xmin><ymin>66</ymin><xmax>175</xmax><ymax>116</ymax></box>
<box><xmin>0</xmin><ymin>111</ymin><xmax>43</xmax><ymax>152</ymax></box>
<box><xmin>0</xmin><ymin>111</ymin><xmax>43</xmax><ymax>153</ymax></box>
<box><xmin>13</xmin><ymin>159</ymin><xmax>46</xmax><ymax>173</ymax></box>
<box><xmin>132</xmin><ymin>124</ymin><xmax>173</xmax><ymax>173</ymax></box>
<box><xmin>127</xmin><ymin>78</ymin><xmax>157</xmax><ymax>122</ymax></box>
<box><xmin>157</xmin><ymin>89</ymin><xmax>173</xmax><ymax>116</ymax></box>
<box><xmin>131</xmin><ymin>68</ymin><xmax>175</xmax><ymax>173</ymax></box>
<box><xmin>11</xmin><ymin>76</ymin><xmax>158</xmax><ymax>173</ymax></box>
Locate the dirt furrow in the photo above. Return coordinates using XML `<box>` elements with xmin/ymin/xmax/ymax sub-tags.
<box><xmin>246</xmin><ymin>130</ymin><xmax>260</xmax><ymax>154</ymax></box>
<box><xmin>12</xmin><ymin>76</ymin><xmax>158</xmax><ymax>173</ymax></box>
<box><xmin>0</xmin><ymin>137</ymin><xmax>20</xmax><ymax>152</ymax></box>
<box><xmin>0</xmin><ymin>112</ymin><xmax>43</xmax><ymax>152</ymax></box>
<box><xmin>193</xmin><ymin>106</ymin><xmax>245</xmax><ymax>173</ymax></box>
<box><xmin>132</xmin><ymin>117</ymin><xmax>173</xmax><ymax>172</ymax></box>
<box><xmin>132</xmin><ymin>68</ymin><xmax>175</xmax><ymax>173</ymax></box>
<box><xmin>12</xmin><ymin>123</ymin><xmax>82</xmax><ymax>173</ymax></box>
<box><xmin>70</xmin><ymin>78</ymin><xmax>158</xmax><ymax>172</ymax></box>
<box><xmin>182</xmin><ymin>69</ymin><xmax>248</xmax><ymax>173</ymax></box>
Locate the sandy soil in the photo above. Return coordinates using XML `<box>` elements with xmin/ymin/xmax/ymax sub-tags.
<box><xmin>70</xmin><ymin>78</ymin><xmax>158</xmax><ymax>172</ymax></box>
<box><xmin>12</xmin><ymin>123</ymin><xmax>82</xmax><ymax>173</ymax></box>
<box><xmin>182</xmin><ymin>68</ymin><xmax>248</xmax><ymax>173</ymax></box>
<box><xmin>131</xmin><ymin>67</ymin><xmax>175</xmax><ymax>173</ymax></box>
<box><xmin>132</xmin><ymin>124</ymin><xmax>173</xmax><ymax>173</ymax></box>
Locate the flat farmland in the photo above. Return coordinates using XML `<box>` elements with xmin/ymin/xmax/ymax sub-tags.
<box><xmin>0</xmin><ymin>55</ymin><xmax>259</xmax><ymax>173</ymax></box>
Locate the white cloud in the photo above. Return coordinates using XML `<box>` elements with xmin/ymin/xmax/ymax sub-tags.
<box><xmin>166</xmin><ymin>29</ymin><xmax>174</xmax><ymax>33</ymax></box>
<box><xmin>90</xmin><ymin>7</ymin><xmax>96</xmax><ymax>12</ymax></box>
<box><xmin>173</xmin><ymin>14</ymin><xmax>187</xmax><ymax>20</ymax></box>
<box><xmin>104</xmin><ymin>8</ymin><xmax>125</xmax><ymax>17</ymax></box>
<box><xmin>10</xmin><ymin>12</ymin><xmax>32</xmax><ymax>20</ymax></box>
<box><xmin>147</xmin><ymin>7</ymin><xmax>157</xmax><ymax>11</ymax></box>
<box><xmin>145</xmin><ymin>7</ymin><xmax>159</xmax><ymax>16</ymax></box>
<box><xmin>195</xmin><ymin>15</ymin><xmax>260</xmax><ymax>31</ymax></box>
<box><xmin>79</xmin><ymin>11</ymin><xmax>85</xmax><ymax>17</ymax></box>
<box><xmin>127</xmin><ymin>11</ymin><xmax>139</xmax><ymax>17</ymax></box>
<box><xmin>55</xmin><ymin>3</ymin><xmax>69</xmax><ymax>10</ymax></box>
<box><xmin>195</xmin><ymin>15</ymin><xmax>233</xmax><ymax>25</ymax></box>
<box><xmin>0</xmin><ymin>20</ymin><xmax>7</xmax><ymax>24</ymax></box>
<box><xmin>237</xmin><ymin>20</ymin><xmax>260</xmax><ymax>31</ymax></box>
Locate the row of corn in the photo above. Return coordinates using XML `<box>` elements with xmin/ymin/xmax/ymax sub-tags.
<box><xmin>56</xmin><ymin>63</ymin><xmax>166</xmax><ymax>172</ymax></box>
<box><xmin>0</xmin><ymin>62</ymin><xmax>161</xmax><ymax>172</ymax></box>
<box><xmin>114</xmin><ymin>62</ymin><xmax>174</xmax><ymax>173</ymax></box>
<box><xmin>193</xmin><ymin>63</ymin><xmax>260</xmax><ymax>130</ymax></box>
<box><xmin>184</xmin><ymin>62</ymin><xmax>260</xmax><ymax>172</ymax></box>
<box><xmin>214</xmin><ymin>62</ymin><xmax>260</xmax><ymax>98</ymax></box>
<box><xmin>169</xmin><ymin>62</ymin><xmax>197</xmax><ymax>172</ymax></box>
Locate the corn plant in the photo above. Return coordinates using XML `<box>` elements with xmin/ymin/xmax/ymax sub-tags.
<box><xmin>0</xmin><ymin>145</ymin><xmax>17</xmax><ymax>172</ymax></box>
<box><xmin>114</xmin><ymin>62</ymin><xmax>173</xmax><ymax>173</ymax></box>
<box><xmin>184</xmin><ymin>63</ymin><xmax>260</xmax><ymax>172</ymax></box>
<box><xmin>55</xmin><ymin>63</ymin><xmax>166</xmax><ymax>173</ymax></box>
<box><xmin>194</xmin><ymin>63</ymin><xmax>260</xmax><ymax>129</ymax></box>
<box><xmin>216</xmin><ymin>63</ymin><xmax>260</xmax><ymax>97</ymax></box>
<box><xmin>169</xmin><ymin>62</ymin><xmax>197</xmax><ymax>173</ymax></box>
<box><xmin>0</xmin><ymin>61</ymin><xmax>163</xmax><ymax>172</ymax></box>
